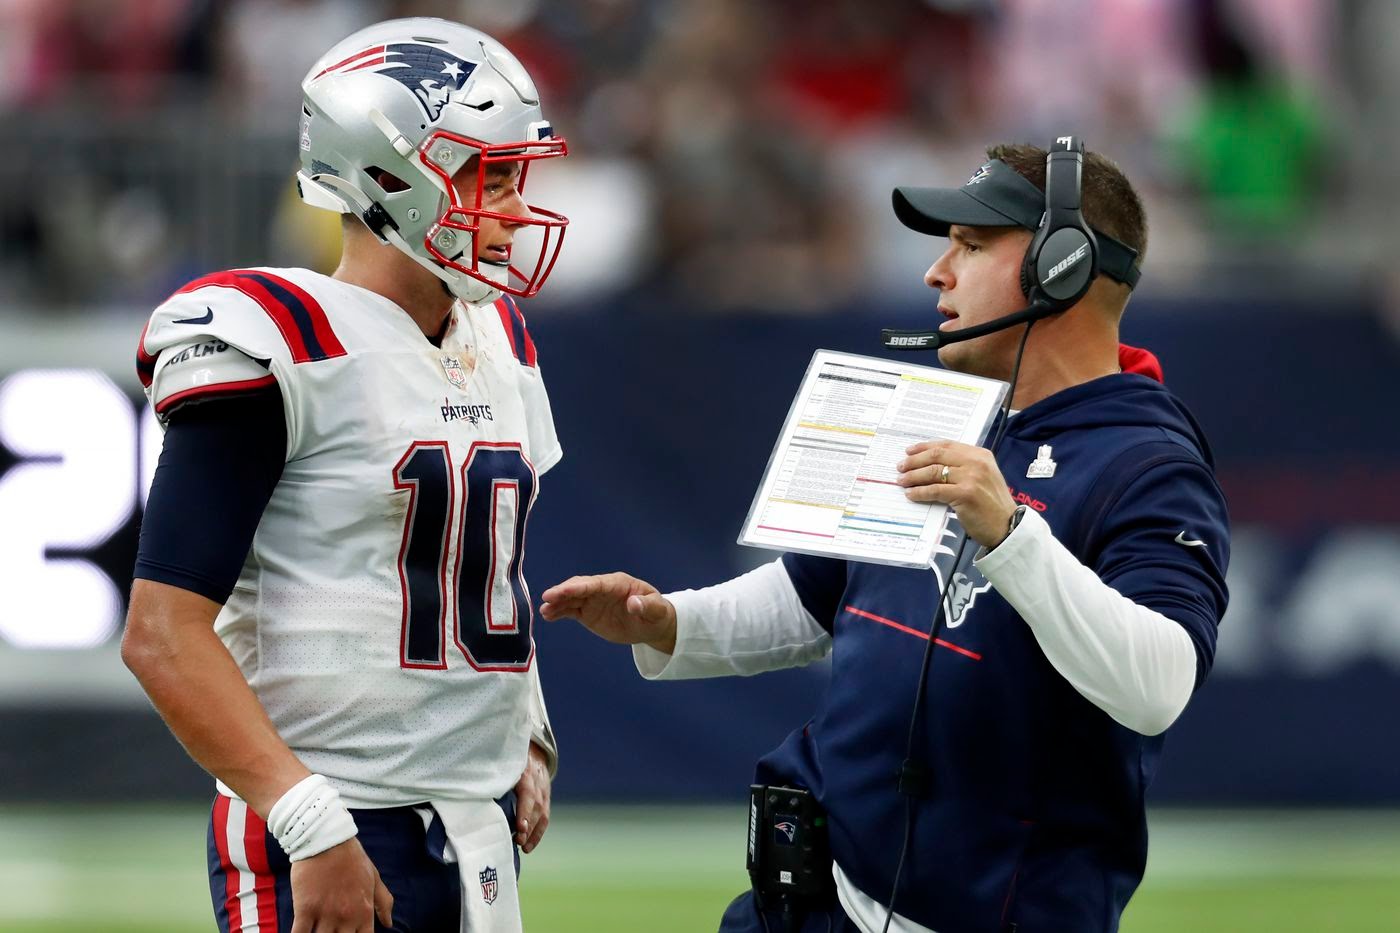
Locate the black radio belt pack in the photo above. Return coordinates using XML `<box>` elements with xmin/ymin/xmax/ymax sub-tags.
<box><xmin>746</xmin><ymin>783</ymin><xmax>835</xmax><ymax>909</ymax></box>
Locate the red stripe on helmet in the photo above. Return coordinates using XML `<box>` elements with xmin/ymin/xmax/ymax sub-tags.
<box><xmin>344</xmin><ymin>56</ymin><xmax>387</xmax><ymax>73</ymax></box>
<box><xmin>313</xmin><ymin>45</ymin><xmax>386</xmax><ymax>79</ymax></box>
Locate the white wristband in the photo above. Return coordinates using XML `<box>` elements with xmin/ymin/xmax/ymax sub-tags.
<box><xmin>266</xmin><ymin>774</ymin><xmax>358</xmax><ymax>862</ymax></box>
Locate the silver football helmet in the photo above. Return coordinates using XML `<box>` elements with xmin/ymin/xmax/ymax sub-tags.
<box><xmin>297</xmin><ymin>17</ymin><xmax>569</xmax><ymax>304</ymax></box>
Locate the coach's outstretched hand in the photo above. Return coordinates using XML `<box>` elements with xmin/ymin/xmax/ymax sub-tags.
<box><xmin>290</xmin><ymin>836</ymin><xmax>393</xmax><ymax>933</ymax></box>
<box><xmin>540</xmin><ymin>572</ymin><xmax>677</xmax><ymax>655</ymax></box>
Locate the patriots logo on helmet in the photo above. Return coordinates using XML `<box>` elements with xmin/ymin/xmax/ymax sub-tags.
<box><xmin>314</xmin><ymin>43</ymin><xmax>479</xmax><ymax>123</ymax></box>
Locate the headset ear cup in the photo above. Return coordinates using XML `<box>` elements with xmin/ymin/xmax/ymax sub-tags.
<box><xmin>1035</xmin><ymin>227</ymin><xmax>1096</xmax><ymax>309</ymax></box>
<box><xmin>1020</xmin><ymin>246</ymin><xmax>1036</xmax><ymax>302</ymax></box>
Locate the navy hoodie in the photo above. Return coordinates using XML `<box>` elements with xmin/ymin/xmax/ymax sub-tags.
<box><xmin>766</xmin><ymin>371</ymin><xmax>1230</xmax><ymax>933</ymax></box>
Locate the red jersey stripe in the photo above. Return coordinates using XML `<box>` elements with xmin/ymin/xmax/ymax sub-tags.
<box><xmin>172</xmin><ymin>271</ymin><xmax>345</xmax><ymax>364</ymax></box>
<box><xmin>504</xmin><ymin>295</ymin><xmax>537</xmax><ymax>367</ymax></box>
<box><xmin>237</xmin><ymin>269</ymin><xmax>346</xmax><ymax>360</ymax></box>
<box><xmin>494</xmin><ymin>298</ymin><xmax>522</xmax><ymax>362</ymax></box>
<box><xmin>175</xmin><ymin>271</ymin><xmax>311</xmax><ymax>362</ymax></box>
<box><xmin>242</xmin><ymin>808</ymin><xmax>279</xmax><ymax>933</ymax></box>
<box><xmin>211</xmin><ymin>795</ymin><xmax>244</xmax><ymax>933</ymax></box>
<box><xmin>494</xmin><ymin>295</ymin><xmax>537</xmax><ymax>367</ymax></box>
<box><xmin>136</xmin><ymin>319</ymin><xmax>157</xmax><ymax>388</ymax></box>
<box><xmin>154</xmin><ymin>375</ymin><xmax>277</xmax><ymax>416</ymax></box>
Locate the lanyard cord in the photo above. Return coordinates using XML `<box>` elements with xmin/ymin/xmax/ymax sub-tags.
<box><xmin>879</xmin><ymin>320</ymin><xmax>1036</xmax><ymax>933</ymax></box>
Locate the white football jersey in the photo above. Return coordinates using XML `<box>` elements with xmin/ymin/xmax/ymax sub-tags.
<box><xmin>138</xmin><ymin>267</ymin><xmax>559</xmax><ymax>807</ymax></box>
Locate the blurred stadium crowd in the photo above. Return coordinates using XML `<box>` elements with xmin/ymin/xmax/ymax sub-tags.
<box><xmin>0</xmin><ymin>0</ymin><xmax>1393</xmax><ymax>313</ymax></box>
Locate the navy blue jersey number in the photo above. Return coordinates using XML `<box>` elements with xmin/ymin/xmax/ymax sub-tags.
<box><xmin>393</xmin><ymin>442</ymin><xmax>537</xmax><ymax>671</ymax></box>
<box><xmin>393</xmin><ymin>442</ymin><xmax>454</xmax><ymax>669</ymax></box>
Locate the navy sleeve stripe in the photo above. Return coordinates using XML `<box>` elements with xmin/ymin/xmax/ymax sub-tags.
<box><xmin>171</xmin><ymin>270</ymin><xmax>346</xmax><ymax>363</ymax></box>
<box><xmin>494</xmin><ymin>295</ymin><xmax>537</xmax><ymax>367</ymax></box>
<box><xmin>238</xmin><ymin>271</ymin><xmax>343</xmax><ymax>362</ymax></box>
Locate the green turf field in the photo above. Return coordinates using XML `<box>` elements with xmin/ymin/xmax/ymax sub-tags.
<box><xmin>2</xmin><ymin>805</ymin><xmax>1397</xmax><ymax>932</ymax></box>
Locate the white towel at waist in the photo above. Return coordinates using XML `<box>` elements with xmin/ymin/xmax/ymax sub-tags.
<box><xmin>429</xmin><ymin>798</ymin><xmax>522</xmax><ymax>933</ymax></box>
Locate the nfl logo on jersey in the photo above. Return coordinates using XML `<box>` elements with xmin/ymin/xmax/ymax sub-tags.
<box><xmin>440</xmin><ymin>354</ymin><xmax>469</xmax><ymax>389</ymax></box>
<box><xmin>479</xmin><ymin>865</ymin><xmax>499</xmax><ymax>905</ymax></box>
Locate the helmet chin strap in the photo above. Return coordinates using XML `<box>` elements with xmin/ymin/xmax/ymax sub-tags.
<box><xmin>442</xmin><ymin>262</ymin><xmax>505</xmax><ymax>305</ymax></box>
<box><xmin>381</xmin><ymin>226</ymin><xmax>504</xmax><ymax>305</ymax></box>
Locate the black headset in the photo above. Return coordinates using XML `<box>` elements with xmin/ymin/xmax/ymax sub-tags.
<box><xmin>1019</xmin><ymin>135</ymin><xmax>1099</xmax><ymax>312</ymax></box>
<box><xmin>882</xmin><ymin>135</ymin><xmax>1104</xmax><ymax>352</ymax></box>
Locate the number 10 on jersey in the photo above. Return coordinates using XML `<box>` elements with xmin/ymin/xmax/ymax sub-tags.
<box><xmin>393</xmin><ymin>441</ymin><xmax>537</xmax><ymax>672</ymax></box>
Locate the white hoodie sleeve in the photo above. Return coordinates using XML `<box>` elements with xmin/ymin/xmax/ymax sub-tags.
<box><xmin>974</xmin><ymin>507</ymin><xmax>1198</xmax><ymax>735</ymax></box>
<box><xmin>632</xmin><ymin>559</ymin><xmax>832</xmax><ymax>680</ymax></box>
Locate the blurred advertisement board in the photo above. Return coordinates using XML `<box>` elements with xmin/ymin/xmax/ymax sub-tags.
<box><xmin>2</xmin><ymin>299</ymin><xmax>1398</xmax><ymax>802</ymax></box>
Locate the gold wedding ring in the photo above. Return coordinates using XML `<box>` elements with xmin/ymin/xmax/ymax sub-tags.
<box><xmin>940</xmin><ymin>464</ymin><xmax>951</xmax><ymax>484</ymax></box>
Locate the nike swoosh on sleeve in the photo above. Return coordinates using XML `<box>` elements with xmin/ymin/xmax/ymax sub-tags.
<box><xmin>172</xmin><ymin>307</ymin><xmax>215</xmax><ymax>326</ymax></box>
<box><xmin>1174</xmin><ymin>531</ymin><xmax>1207</xmax><ymax>548</ymax></box>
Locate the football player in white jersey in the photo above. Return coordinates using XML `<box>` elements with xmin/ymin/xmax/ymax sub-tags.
<box><xmin>122</xmin><ymin>18</ymin><xmax>570</xmax><ymax>933</ymax></box>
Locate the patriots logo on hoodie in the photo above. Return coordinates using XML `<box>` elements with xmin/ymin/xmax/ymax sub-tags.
<box><xmin>931</xmin><ymin>516</ymin><xmax>992</xmax><ymax>628</ymax></box>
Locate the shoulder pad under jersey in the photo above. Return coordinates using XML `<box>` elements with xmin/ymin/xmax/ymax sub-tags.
<box><xmin>138</xmin><ymin>268</ymin><xmax>347</xmax><ymax>419</ymax></box>
<box><xmin>137</xmin><ymin>268</ymin><xmax>346</xmax><ymax>387</ymax></box>
<box><xmin>146</xmin><ymin>337</ymin><xmax>275</xmax><ymax>419</ymax></box>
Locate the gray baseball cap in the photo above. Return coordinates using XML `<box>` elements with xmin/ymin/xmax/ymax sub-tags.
<box><xmin>892</xmin><ymin>159</ymin><xmax>1140</xmax><ymax>287</ymax></box>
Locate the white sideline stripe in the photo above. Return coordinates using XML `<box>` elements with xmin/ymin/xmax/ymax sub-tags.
<box><xmin>225</xmin><ymin>797</ymin><xmax>263</xmax><ymax>933</ymax></box>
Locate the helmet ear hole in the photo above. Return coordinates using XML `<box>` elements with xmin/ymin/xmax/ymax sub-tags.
<box><xmin>365</xmin><ymin>167</ymin><xmax>410</xmax><ymax>194</ymax></box>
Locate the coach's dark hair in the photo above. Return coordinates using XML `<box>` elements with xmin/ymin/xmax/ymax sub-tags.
<box><xmin>989</xmin><ymin>143</ymin><xmax>1148</xmax><ymax>273</ymax></box>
